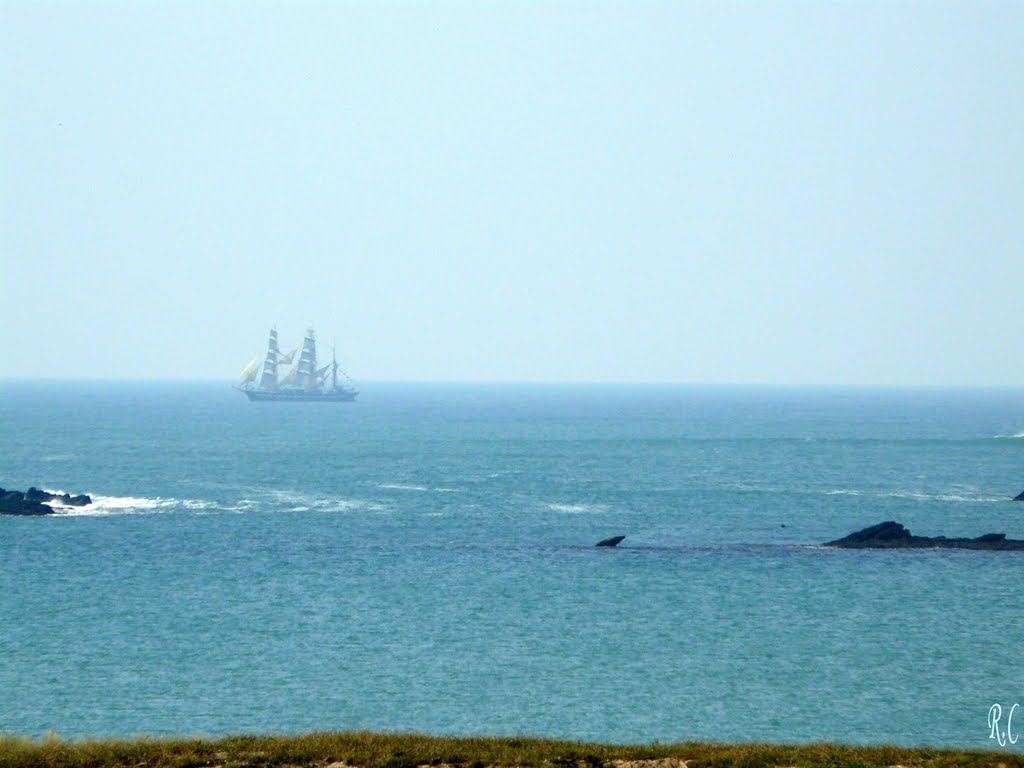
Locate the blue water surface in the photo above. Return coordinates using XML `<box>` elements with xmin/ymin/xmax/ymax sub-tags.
<box><xmin>1</xmin><ymin>382</ymin><xmax>1022</xmax><ymax>746</ymax></box>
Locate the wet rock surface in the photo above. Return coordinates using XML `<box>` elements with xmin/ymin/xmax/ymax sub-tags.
<box><xmin>825</xmin><ymin>520</ymin><xmax>1024</xmax><ymax>550</ymax></box>
<box><xmin>0</xmin><ymin>486</ymin><xmax>92</xmax><ymax>516</ymax></box>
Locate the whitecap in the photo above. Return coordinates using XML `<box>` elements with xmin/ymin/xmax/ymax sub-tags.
<box><xmin>378</xmin><ymin>483</ymin><xmax>459</xmax><ymax>492</ymax></box>
<box><xmin>266</xmin><ymin>489</ymin><xmax>309</xmax><ymax>503</ymax></box>
<box><xmin>822</xmin><ymin>488</ymin><xmax>1004</xmax><ymax>503</ymax></box>
<box><xmin>933</xmin><ymin>493</ymin><xmax>1005</xmax><ymax>503</ymax></box>
<box><xmin>181</xmin><ymin>499</ymin><xmax>218</xmax><ymax>510</ymax></box>
<box><xmin>546</xmin><ymin>502</ymin><xmax>608</xmax><ymax>513</ymax></box>
<box><xmin>312</xmin><ymin>498</ymin><xmax>388</xmax><ymax>512</ymax></box>
<box><xmin>56</xmin><ymin>494</ymin><xmax>184</xmax><ymax>516</ymax></box>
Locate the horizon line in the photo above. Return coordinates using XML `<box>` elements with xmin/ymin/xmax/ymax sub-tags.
<box><xmin>1</xmin><ymin>377</ymin><xmax>1023</xmax><ymax>389</ymax></box>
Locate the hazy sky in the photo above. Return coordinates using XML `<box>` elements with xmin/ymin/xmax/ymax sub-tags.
<box><xmin>2</xmin><ymin>1</ymin><xmax>1022</xmax><ymax>383</ymax></box>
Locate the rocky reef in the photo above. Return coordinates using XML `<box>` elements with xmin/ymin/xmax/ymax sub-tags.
<box><xmin>825</xmin><ymin>520</ymin><xmax>1024</xmax><ymax>550</ymax></box>
<box><xmin>0</xmin><ymin>487</ymin><xmax>92</xmax><ymax>516</ymax></box>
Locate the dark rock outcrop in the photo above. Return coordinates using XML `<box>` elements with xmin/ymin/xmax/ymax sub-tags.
<box><xmin>825</xmin><ymin>520</ymin><xmax>1024</xmax><ymax>550</ymax></box>
<box><xmin>596</xmin><ymin>535</ymin><xmax>625</xmax><ymax>548</ymax></box>
<box><xmin>25</xmin><ymin>487</ymin><xmax>92</xmax><ymax>506</ymax></box>
<box><xmin>0</xmin><ymin>486</ymin><xmax>92</xmax><ymax>516</ymax></box>
<box><xmin>0</xmin><ymin>490</ymin><xmax>54</xmax><ymax>516</ymax></box>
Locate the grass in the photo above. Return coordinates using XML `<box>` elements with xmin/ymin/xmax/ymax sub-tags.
<box><xmin>0</xmin><ymin>732</ymin><xmax>1021</xmax><ymax>768</ymax></box>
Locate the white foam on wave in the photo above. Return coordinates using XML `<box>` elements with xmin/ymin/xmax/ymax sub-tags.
<box><xmin>933</xmin><ymin>493</ymin><xmax>1005</xmax><ymax>503</ymax></box>
<box><xmin>310</xmin><ymin>497</ymin><xmax>388</xmax><ymax>512</ymax></box>
<box><xmin>55</xmin><ymin>494</ymin><xmax>185</xmax><ymax>516</ymax></box>
<box><xmin>251</xmin><ymin>489</ymin><xmax>390</xmax><ymax>513</ymax></box>
<box><xmin>379</xmin><ymin>483</ymin><xmax>459</xmax><ymax>493</ymax></box>
<box><xmin>224</xmin><ymin>498</ymin><xmax>261</xmax><ymax>512</ymax></box>
<box><xmin>54</xmin><ymin>487</ymin><xmax>401</xmax><ymax>518</ymax></box>
<box><xmin>546</xmin><ymin>502</ymin><xmax>608</xmax><ymax>514</ymax></box>
<box><xmin>823</xmin><ymin>488</ymin><xmax>1004</xmax><ymax>503</ymax></box>
<box><xmin>181</xmin><ymin>499</ymin><xmax>219</xmax><ymax>510</ymax></box>
<box><xmin>266</xmin><ymin>489</ymin><xmax>308</xmax><ymax>503</ymax></box>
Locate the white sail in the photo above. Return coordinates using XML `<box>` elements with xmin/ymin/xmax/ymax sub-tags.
<box><xmin>278</xmin><ymin>344</ymin><xmax>300</xmax><ymax>365</ymax></box>
<box><xmin>239</xmin><ymin>357</ymin><xmax>261</xmax><ymax>382</ymax></box>
<box><xmin>295</xmin><ymin>328</ymin><xmax>319</xmax><ymax>390</ymax></box>
<box><xmin>236</xmin><ymin>325</ymin><xmax>358</xmax><ymax>401</ymax></box>
<box><xmin>258</xmin><ymin>328</ymin><xmax>280</xmax><ymax>389</ymax></box>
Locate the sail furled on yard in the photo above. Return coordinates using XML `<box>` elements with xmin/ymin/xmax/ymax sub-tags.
<box><xmin>295</xmin><ymin>328</ymin><xmax>319</xmax><ymax>390</ymax></box>
<box><xmin>259</xmin><ymin>328</ymin><xmax>280</xmax><ymax>389</ymax></box>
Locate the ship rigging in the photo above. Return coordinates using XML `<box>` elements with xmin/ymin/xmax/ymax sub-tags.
<box><xmin>236</xmin><ymin>327</ymin><xmax>358</xmax><ymax>402</ymax></box>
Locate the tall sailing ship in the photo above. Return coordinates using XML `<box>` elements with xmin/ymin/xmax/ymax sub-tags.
<box><xmin>236</xmin><ymin>327</ymin><xmax>358</xmax><ymax>402</ymax></box>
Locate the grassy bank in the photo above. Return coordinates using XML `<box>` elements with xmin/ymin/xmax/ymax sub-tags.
<box><xmin>0</xmin><ymin>732</ymin><xmax>1020</xmax><ymax>768</ymax></box>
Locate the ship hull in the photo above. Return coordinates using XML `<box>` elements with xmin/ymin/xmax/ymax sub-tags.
<box><xmin>240</xmin><ymin>388</ymin><xmax>358</xmax><ymax>402</ymax></box>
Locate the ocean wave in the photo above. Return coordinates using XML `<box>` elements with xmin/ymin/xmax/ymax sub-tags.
<box><xmin>55</xmin><ymin>494</ymin><xmax>188</xmax><ymax>516</ymax></box>
<box><xmin>823</xmin><ymin>488</ymin><xmax>1004</xmax><ymax>503</ymax></box>
<box><xmin>546</xmin><ymin>502</ymin><xmax>608</xmax><ymax>513</ymax></box>
<box><xmin>47</xmin><ymin>489</ymin><xmax>391</xmax><ymax>517</ymax></box>
<box><xmin>238</xmin><ymin>489</ymin><xmax>391</xmax><ymax>513</ymax></box>
<box><xmin>224</xmin><ymin>499</ymin><xmax>261</xmax><ymax>512</ymax></box>
<box><xmin>378</xmin><ymin>483</ymin><xmax>459</xmax><ymax>493</ymax></box>
<box><xmin>309</xmin><ymin>498</ymin><xmax>388</xmax><ymax>512</ymax></box>
<box><xmin>265</xmin><ymin>489</ymin><xmax>309</xmax><ymax>503</ymax></box>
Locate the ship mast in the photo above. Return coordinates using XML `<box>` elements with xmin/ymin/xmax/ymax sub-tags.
<box><xmin>295</xmin><ymin>327</ymin><xmax>318</xmax><ymax>390</ymax></box>
<box><xmin>331</xmin><ymin>341</ymin><xmax>338</xmax><ymax>391</ymax></box>
<box><xmin>258</xmin><ymin>328</ymin><xmax>280</xmax><ymax>390</ymax></box>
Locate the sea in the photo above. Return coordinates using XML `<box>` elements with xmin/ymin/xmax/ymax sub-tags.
<box><xmin>1</xmin><ymin>381</ymin><xmax>1023</xmax><ymax>747</ymax></box>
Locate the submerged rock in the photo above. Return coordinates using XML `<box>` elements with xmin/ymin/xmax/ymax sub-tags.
<box><xmin>825</xmin><ymin>521</ymin><xmax>1024</xmax><ymax>550</ymax></box>
<box><xmin>596</xmin><ymin>535</ymin><xmax>625</xmax><ymax>548</ymax></box>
